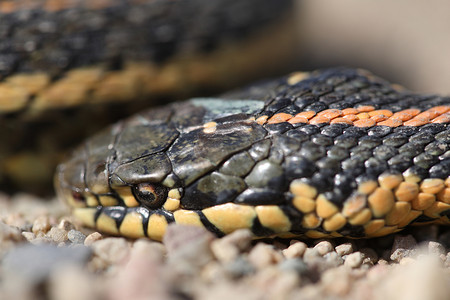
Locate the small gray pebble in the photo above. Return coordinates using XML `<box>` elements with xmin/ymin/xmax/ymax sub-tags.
<box><xmin>323</xmin><ymin>251</ymin><xmax>344</xmax><ymax>266</ymax></box>
<box><xmin>68</xmin><ymin>230</ymin><xmax>86</xmax><ymax>244</ymax></box>
<box><xmin>224</xmin><ymin>257</ymin><xmax>255</xmax><ymax>278</ymax></box>
<box><xmin>278</xmin><ymin>258</ymin><xmax>308</xmax><ymax>275</ymax></box>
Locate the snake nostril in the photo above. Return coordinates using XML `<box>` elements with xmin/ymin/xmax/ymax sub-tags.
<box><xmin>94</xmin><ymin>162</ymin><xmax>107</xmax><ymax>176</ymax></box>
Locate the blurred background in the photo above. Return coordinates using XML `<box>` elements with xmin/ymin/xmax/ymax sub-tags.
<box><xmin>295</xmin><ymin>0</ymin><xmax>450</xmax><ymax>94</ymax></box>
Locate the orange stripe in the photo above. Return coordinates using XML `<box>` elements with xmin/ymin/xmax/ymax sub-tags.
<box><xmin>261</xmin><ymin>105</ymin><xmax>450</xmax><ymax>127</ymax></box>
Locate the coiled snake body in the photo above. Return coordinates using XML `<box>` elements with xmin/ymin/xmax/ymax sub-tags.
<box><xmin>0</xmin><ymin>0</ymin><xmax>294</xmax><ymax>192</ymax></box>
<box><xmin>56</xmin><ymin>68</ymin><xmax>450</xmax><ymax>241</ymax></box>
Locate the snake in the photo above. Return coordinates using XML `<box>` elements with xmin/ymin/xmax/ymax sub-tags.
<box><xmin>1</xmin><ymin>1</ymin><xmax>448</xmax><ymax>241</ymax></box>
<box><xmin>0</xmin><ymin>0</ymin><xmax>294</xmax><ymax>192</ymax></box>
<box><xmin>55</xmin><ymin>67</ymin><xmax>450</xmax><ymax>241</ymax></box>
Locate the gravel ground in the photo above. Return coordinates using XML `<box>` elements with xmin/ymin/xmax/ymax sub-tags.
<box><xmin>1</xmin><ymin>193</ymin><xmax>450</xmax><ymax>300</ymax></box>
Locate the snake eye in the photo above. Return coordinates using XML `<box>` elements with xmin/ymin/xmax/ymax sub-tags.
<box><xmin>132</xmin><ymin>183</ymin><xmax>168</xmax><ymax>209</ymax></box>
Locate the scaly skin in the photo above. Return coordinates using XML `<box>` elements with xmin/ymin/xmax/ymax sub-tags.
<box><xmin>0</xmin><ymin>0</ymin><xmax>295</xmax><ymax>192</ymax></box>
<box><xmin>56</xmin><ymin>68</ymin><xmax>450</xmax><ymax>241</ymax></box>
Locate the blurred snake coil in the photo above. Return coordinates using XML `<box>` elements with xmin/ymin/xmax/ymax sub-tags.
<box><xmin>1</xmin><ymin>1</ymin><xmax>449</xmax><ymax>241</ymax></box>
<box><xmin>0</xmin><ymin>0</ymin><xmax>295</xmax><ymax>192</ymax></box>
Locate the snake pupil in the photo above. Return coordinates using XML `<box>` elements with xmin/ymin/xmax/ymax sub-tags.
<box><xmin>133</xmin><ymin>183</ymin><xmax>168</xmax><ymax>209</ymax></box>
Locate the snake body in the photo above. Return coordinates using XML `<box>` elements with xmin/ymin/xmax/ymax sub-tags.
<box><xmin>0</xmin><ymin>0</ymin><xmax>294</xmax><ymax>192</ymax></box>
<box><xmin>56</xmin><ymin>68</ymin><xmax>450</xmax><ymax>240</ymax></box>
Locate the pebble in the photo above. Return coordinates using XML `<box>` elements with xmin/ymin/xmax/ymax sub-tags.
<box><xmin>108</xmin><ymin>239</ymin><xmax>169</xmax><ymax>300</ymax></box>
<box><xmin>0</xmin><ymin>221</ymin><xmax>24</xmax><ymax>242</ymax></box>
<box><xmin>197</xmin><ymin>282</ymin><xmax>263</xmax><ymax>300</ymax></box>
<box><xmin>321</xmin><ymin>267</ymin><xmax>352</xmax><ymax>296</ymax></box>
<box><xmin>2</xmin><ymin>244</ymin><xmax>92</xmax><ymax>284</ymax></box>
<box><xmin>344</xmin><ymin>252</ymin><xmax>363</xmax><ymax>268</ymax></box>
<box><xmin>21</xmin><ymin>231</ymin><xmax>36</xmax><ymax>242</ymax></box>
<box><xmin>377</xmin><ymin>256</ymin><xmax>450</xmax><ymax>300</ymax></box>
<box><xmin>247</xmin><ymin>243</ymin><xmax>284</xmax><ymax>269</ymax></box>
<box><xmin>163</xmin><ymin>224</ymin><xmax>214</xmax><ymax>254</ymax></box>
<box><xmin>399</xmin><ymin>257</ymin><xmax>416</xmax><ymax>265</ymax></box>
<box><xmin>3</xmin><ymin>213</ymin><xmax>29</xmax><ymax>230</ymax></box>
<box><xmin>303</xmin><ymin>247</ymin><xmax>321</xmax><ymax>261</ymax></box>
<box><xmin>46</xmin><ymin>227</ymin><xmax>68</xmax><ymax>244</ymax></box>
<box><xmin>3</xmin><ymin>192</ymin><xmax>450</xmax><ymax>300</ymax></box>
<box><xmin>324</xmin><ymin>251</ymin><xmax>344</xmax><ymax>266</ymax></box>
<box><xmin>210</xmin><ymin>229</ymin><xmax>253</xmax><ymax>263</ymax></box>
<box><xmin>314</xmin><ymin>240</ymin><xmax>334</xmax><ymax>255</ymax></box>
<box><xmin>0</xmin><ymin>221</ymin><xmax>26</xmax><ymax>256</ymax></box>
<box><xmin>444</xmin><ymin>252</ymin><xmax>450</xmax><ymax>268</ymax></box>
<box><xmin>278</xmin><ymin>258</ymin><xmax>308</xmax><ymax>275</ymax></box>
<box><xmin>223</xmin><ymin>256</ymin><xmax>255</xmax><ymax>278</ymax></box>
<box><xmin>68</xmin><ymin>230</ymin><xmax>86</xmax><ymax>244</ymax></box>
<box><xmin>250</xmin><ymin>267</ymin><xmax>299</xmax><ymax>300</ymax></box>
<box><xmin>91</xmin><ymin>237</ymin><xmax>130</xmax><ymax>266</ymax></box>
<box><xmin>335</xmin><ymin>243</ymin><xmax>354</xmax><ymax>256</ymax></box>
<box><xmin>49</xmin><ymin>265</ymin><xmax>98</xmax><ymax>300</ymax></box>
<box><xmin>201</xmin><ymin>262</ymin><xmax>227</xmax><ymax>282</ymax></box>
<box><xmin>84</xmin><ymin>232</ymin><xmax>103</xmax><ymax>246</ymax></box>
<box><xmin>32</xmin><ymin>215</ymin><xmax>51</xmax><ymax>234</ymax></box>
<box><xmin>390</xmin><ymin>235</ymin><xmax>417</xmax><ymax>262</ymax></box>
<box><xmin>57</xmin><ymin>219</ymin><xmax>76</xmax><ymax>232</ymax></box>
<box><xmin>426</xmin><ymin>241</ymin><xmax>446</xmax><ymax>256</ymax></box>
<box><xmin>133</xmin><ymin>239</ymin><xmax>166</xmax><ymax>262</ymax></box>
<box><xmin>163</xmin><ymin>224</ymin><xmax>215</xmax><ymax>274</ymax></box>
<box><xmin>29</xmin><ymin>235</ymin><xmax>54</xmax><ymax>245</ymax></box>
<box><xmin>282</xmin><ymin>241</ymin><xmax>307</xmax><ymax>258</ymax></box>
<box><xmin>360</xmin><ymin>248</ymin><xmax>378</xmax><ymax>265</ymax></box>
